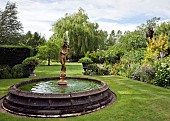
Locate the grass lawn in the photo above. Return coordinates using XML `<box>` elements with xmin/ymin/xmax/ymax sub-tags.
<box><xmin>0</xmin><ymin>63</ymin><xmax>170</xmax><ymax>121</ymax></box>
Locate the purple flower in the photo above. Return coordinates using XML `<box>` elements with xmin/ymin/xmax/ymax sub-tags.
<box><xmin>160</xmin><ymin>52</ymin><xmax>164</xmax><ymax>58</ymax></box>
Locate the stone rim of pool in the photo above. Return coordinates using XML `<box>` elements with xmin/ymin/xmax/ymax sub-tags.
<box><xmin>1</xmin><ymin>76</ymin><xmax>116</xmax><ymax>118</ymax></box>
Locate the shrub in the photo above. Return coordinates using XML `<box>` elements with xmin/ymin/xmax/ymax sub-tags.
<box><xmin>85</xmin><ymin>63</ymin><xmax>111</xmax><ymax>75</ymax></box>
<box><xmin>152</xmin><ymin>57</ymin><xmax>170</xmax><ymax>87</ymax></box>
<box><xmin>22</xmin><ymin>57</ymin><xmax>39</xmax><ymax>76</ymax></box>
<box><xmin>78</xmin><ymin>57</ymin><xmax>93</xmax><ymax>64</ymax></box>
<box><xmin>131</xmin><ymin>67</ymin><xmax>141</xmax><ymax>81</ymax></box>
<box><xmin>11</xmin><ymin>64</ymin><xmax>29</xmax><ymax>78</ymax></box>
<box><xmin>0</xmin><ymin>65</ymin><xmax>12</xmax><ymax>79</ymax></box>
<box><xmin>22</xmin><ymin>57</ymin><xmax>39</xmax><ymax>66</ymax></box>
<box><xmin>132</xmin><ymin>64</ymin><xmax>155</xmax><ymax>83</ymax></box>
<box><xmin>87</xmin><ymin>63</ymin><xmax>98</xmax><ymax>72</ymax></box>
<box><xmin>97</xmin><ymin>64</ymin><xmax>112</xmax><ymax>75</ymax></box>
<box><xmin>112</xmin><ymin>63</ymin><xmax>124</xmax><ymax>75</ymax></box>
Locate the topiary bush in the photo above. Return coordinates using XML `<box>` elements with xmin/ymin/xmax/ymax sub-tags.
<box><xmin>11</xmin><ymin>64</ymin><xmax>30</xmax><ymax>78</ymax></box>
<box><xmin>22</xmin><ymin>57</ymin><xmax>39</xmax><ymax>76</ymax></box>
<box><xmin>78</xmin><ymin>57</ymin><xmax>93</xmax><ymax>64</ymax></box>
<box><xmin>0</xmin><ymin>65</ymin><xmax>12</xmax><ymax>79</ymax></box>
<box><xmin>22</xmin><ymin>57</ymin><xmax>39</xmax><ymax>67</ymax></box>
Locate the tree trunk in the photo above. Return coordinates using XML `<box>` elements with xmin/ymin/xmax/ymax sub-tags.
<box><xmin>48</xmin><ymin>57</ymin><xmax>50</xmax><ymax>66</ymax></box>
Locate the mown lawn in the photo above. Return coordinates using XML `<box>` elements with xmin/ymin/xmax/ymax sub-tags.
<box><xmin>0</xmin><ymin>63</ymin><xmax>170</xmax><ymax>121</ymax></box>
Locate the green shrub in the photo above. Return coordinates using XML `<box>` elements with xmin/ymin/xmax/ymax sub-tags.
<box><xmin>86</xmin><ymin>51</ymin><xmax>104</xmax><ymax>63</ymax></box>
<box><xmin>85</xmin><ymin>63</ymin><xmax>111</xmax><ymax>75</ymax></box>
<box><xmin>152</xmin><ymin>57</ymin><xmax>170</xmax><ymax>87</ymax></box>
<box><xmin>97</xmin><ymin>64</ymin><xmax>112</xmax><ymax>75</ymax></box>
<box><xmin>11</xmin><ymin>64</ymin><xmax>29</xmax><ymax>78</ymax></box>
<box><xmin>78</xmin><ymin>57</ymin><xmax>93</xmax><ymax>64</ymax></box>
<box><xmin>0</xmin><ymin>65</ymin><xmax>12</xmax><ymax>79</ymax></box>
<box><xmin>11</xmin><ymin>64</ymin><xmax>24</xmax><ymax>78</ymax></box>
<box><xmin>22</xmin><ymin>57</ymin><xmax>39</xmax><ymax>66</ymax></box>
<box><xmin>112</xmin><ymin>63</ymin><xmax>126</xmax><ymax>76</ymax></box>
<box><xmin>87</xmin><ymin>63</ymin><xmax>98</xmax><ymax>72</ymax></box>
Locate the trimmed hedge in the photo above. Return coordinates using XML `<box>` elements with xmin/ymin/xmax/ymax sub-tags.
<box><xmin>0</xmin><ymin>65</ymin><xmax>12</xmax><ymax>79</ymax></box>
<box><xmin>0</xmin><ymin>45</ymin><xmax>33</xmax><ymax>67</ymax></box>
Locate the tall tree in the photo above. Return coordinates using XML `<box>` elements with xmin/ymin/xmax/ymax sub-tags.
<box><xmin>23</xmin><ymin>31</ymin><xmax>46</xmax><ymax>48</ymax></box>
<box><xmin>115</xmin><ymin>30</ymin><xmax>122</xmax><ymax>43</ymax></box>
<box><xmin>37</xmin><ymin>39</ymin><xmax>62</xmax><ymax>66</ymax></box>
<box><xmin>51</xmin><ymin>8</ymin><xmax>106</xmax><ymax>59</ymax></box>
<box><xmin>105</xmin><ymin>30</ymin><xmax>116</xmax><ymax>48</ymax></box>
<box><xmin>0</xmin><ymin>1</ymin><xmax>23</xmax><ymax>45</ymax></box>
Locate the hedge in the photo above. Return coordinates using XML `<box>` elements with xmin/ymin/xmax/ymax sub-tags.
<box><xmin>0</xmin><ymin>45</ymin><xmax>33</xmax><ymax>67</ymax></box>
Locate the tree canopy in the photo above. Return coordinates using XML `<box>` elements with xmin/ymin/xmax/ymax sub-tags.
<box><xmin>51</xmin><ymin>8</ymin><xmax>107</xmax><ymax>59</ymax></box>
<box><xmin>0</xmin><ymin>1</ymin><xmax>23</xmax><ymax>45</ymax></box>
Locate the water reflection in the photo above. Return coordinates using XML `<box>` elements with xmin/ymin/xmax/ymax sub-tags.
<box><xmin>21</xmin><ymin>79</ymin><xmax>101</xmax><ymax>94</ymax></box>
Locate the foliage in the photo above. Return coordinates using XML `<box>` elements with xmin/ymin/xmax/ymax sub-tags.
<box><xmin>21</xmin><ymin>31</ymin><xmax>46</xmax><ymax>49</ymax></box>
<box><xmin>52</xmin><ymin>8</ymin><xmax>107</xmax><ymax>58</ymax></box>
<box><xmin>0</xmin><ymin>64</ymin><xmax>170</xmax><ymax>121</ymax></box>
<box><xmin>131</xmin><ymin>64</ymin><xmax>155</xmax><ymax>83</ymax></box>
<box><xmin>78</xmin><ymin>56</ymin><xmax>93</xmax><ymax>63</ymax></box>
<box><xmin>86</xmin><ymin>47</ymin><xmax>121</xmax><ymax>64</ymax></box>
<box><xmin>125</xmin><ymin>63</ymin><xmax>141</xmax><ymax>78</ymax></box>
<box><xmin>112</xmin><ymin>63</ymin><xmax>125</xmax><ymax>75</ymax></box>
<box><xmin>152</xmin><ymin>57</ymin><xmax>170</xmax><ymax>87</ymax></box>
<box><xmin>144</xmin><ymin>35</ymin><xmax>169</xmax><ymax>64</ymax></box>
<box><xmin>37</xmin><ymin>39</ymin><xmax>62</xmax><ymax>66</ymax></box>
<box><xmin>11</xmin><ymin>64</ymin><xmax>23</xmax><ymax>78</ymax></box>
<box><xmin>0</xmin><ymin>65</ymin><xmax>12</xmax><ymax>79</ymax></box>
<box><xmin>11</xmin><ymin>64</ymin><xmax>29</xmax><ymax>78</ymax></box>
<box><xmin>97</xmin><ymin>64</ymin><xmax>112</xmax><ymax>75</ymax></box>
<box><xmin>86</xmin><ymin>50</ymin><xmax>106</xmax><ymax>63</ymax></box>
<box><xmin>0</xmin><ymin>45</ymin><xmax>33</xmax><ymax>67</ymax></box>
<box><xmin>155</xmin><ymin>21</ymin><xmax>170</xmax><ymax>41</ymax></box>
<box><xmin>136</xmin><ymin>17</ymin><xmax>160</xmax><ymax>34</ymax></box>
<box><xmin>0</xmin><ymin>1</ymin><xmax>23</xmax><ymax>45</ymax></box>
<box><xmin>85</xmin><ymin>63</ymin><xmax>112</xmax><ymax>75</ymax></box>
<box><xmin>119</xmin><ymin>30</ymin><xmax>147</xmax><ymax>51</ymax></box>
<box><xmin>121</xmin><ymin>49</ymin><xmax>145</xmax><ymax>65</ymax></box>
<box><xmin>105</xmin><ymin>30</ymin><xmax>116</xmax><ymax>48</ymax></box>
<box><xmin>22</xmin><ymin>57</ymin><xmax>39</xmax><ymax>66</ymax></box>
<box><xmin>105</xmin><ymin>43</ymin><xmax>124</xmax><ymax>63</ymax></box>
<box><xmin>87</xmin><ymin>63</ymin><xmax>98</xmax><ymax>72</ymax></box>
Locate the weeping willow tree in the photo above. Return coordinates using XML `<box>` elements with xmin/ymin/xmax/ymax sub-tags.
<box><xmin>51</xmin><ymin>8</ymin><xmax>107</xmax><ymax>59</ymax></box>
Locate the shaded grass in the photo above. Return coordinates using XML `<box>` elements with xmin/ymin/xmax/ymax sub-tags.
<box><xmin>0</xmin><ymin>63</ymin><xmax>170</xmax><ymax>121</ymax></box>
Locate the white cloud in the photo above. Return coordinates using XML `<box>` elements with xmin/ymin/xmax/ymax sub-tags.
<box><xmin>0</xmin><ymin>0</ymin><xmax>170</xmax><ymax>39</ymax></box>
<box><xmin>98</xmin><ymin>22</ymin><xmax>139</xmax><ymax>34</ymax></box>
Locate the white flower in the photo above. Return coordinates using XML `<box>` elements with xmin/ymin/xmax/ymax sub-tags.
<box><xmin>161</xmin><ymin>63</ymin><xmax>166</xmax><ymax>68</ymax></box>
<box><xmin>167</xmin><ymin>67</ymin><xmax>170</xmax><ymax>71</ymax></box>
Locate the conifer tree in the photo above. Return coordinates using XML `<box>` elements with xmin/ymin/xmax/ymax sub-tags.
<box><xmin>0</xmin><ymin>1</ymin><xmax>23</xmax><ymax>45</ymax></box>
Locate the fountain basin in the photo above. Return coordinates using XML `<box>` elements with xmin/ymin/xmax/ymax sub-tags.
<box><xmin>2</xmin><ymin>77</ymin><xmax>116</xmax><ymax>118</ymax></box>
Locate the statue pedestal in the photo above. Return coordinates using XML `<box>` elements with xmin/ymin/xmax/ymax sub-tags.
<box><xmin>58</xmin><ymin>71</ymin><xmax>67</xmax><ymax>85</ymax></box>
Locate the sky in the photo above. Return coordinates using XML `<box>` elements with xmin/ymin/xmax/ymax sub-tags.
<box><xmin>0</xmin><ymin>0</ymin><xmax>170</xmax><ymax>39</ymax></box>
